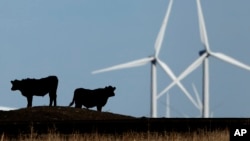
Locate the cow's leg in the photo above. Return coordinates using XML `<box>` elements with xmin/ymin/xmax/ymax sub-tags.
<box><xmin>52</xmin><ymin>94</ymin><xmax>57</xmax><ymax>106</ymax></box>
<box><xmin>75</xmin><ymin>103</ymin><xmax>82</xmax><ymax>108</ymax></box>
<box><xmin>54</xmin><ymin>94</ymin><xmax>57</xmax><ymax>106</ymax></box>
<box><xmin>74</xmin><ymin>99</ymin><xmax>82</xmax><ymax>108</ymax></box>
<box><xmin>97</xmin><ymin>106</ymin><xmax>102</xmax><ymax>112</ymax></box>
<box><xmin>27</xmin><ymin>96</ymin><xmax>33</xmax><ymax>108</ymax></box>
<box><xmin>49</xmin><ymin>94</ymin><xmax>53</xmax><ymax>106</ymax></box>
<box><xmin>49</xmin><ymin>92</ymin><xmax>57</xmax><ymax>107</ymax></box>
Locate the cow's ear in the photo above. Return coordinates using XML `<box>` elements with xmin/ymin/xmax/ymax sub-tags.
<box><xmin>113</xmin><ymin>87</ymin><xmax>116</xmax><ymax>90</ymax></box>
<box><xmin>11</xmin><ymin>80</ymin><xmax>13</xmax><ymax>84</ymax></box>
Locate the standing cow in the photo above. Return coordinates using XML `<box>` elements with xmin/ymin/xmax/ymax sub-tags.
<box><xmin>11</xmin><ymin>75</ymin><xmax>58</xmax><ymax>108</ymax></box>
<box><xmin>69</xmin><ymin>86</ymin><xmax>116</xmax><ymax>112</ymax></box>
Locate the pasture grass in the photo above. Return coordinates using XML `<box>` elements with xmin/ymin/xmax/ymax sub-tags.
<box><xmin>1</xmin><ymin>129</ymin><xmax>229</xmax><ymax>141</ymax></box>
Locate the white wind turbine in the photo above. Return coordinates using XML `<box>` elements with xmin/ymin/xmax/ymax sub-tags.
<box><xmin>92</xmin><ymin>0</ymin><xmax>199</xmax><ymax>118</ymax></box>
<box><xmin>191</xmin><ymin>83</ymin><xmax>215</xmax><ymax>117</ymax></box>
<box><xmin>158</xmin><ymin>0</ymin><xmax>250</xmax><ymax>118</ymax></box>
<box><xmin>192</xmin><ymin>83</ymin><xmax>202</xmax><ymax>116</ymax></box>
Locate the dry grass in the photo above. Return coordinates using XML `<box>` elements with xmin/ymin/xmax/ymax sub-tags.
<box><xmin>1</xmin><ymin>129</ymin><xmax>229</xmax><ymax>141</ymax></box>
<box><xmin>0</xmin><ymin>107</ymin><xmax>234</xmax><ymax>140</ymax></box>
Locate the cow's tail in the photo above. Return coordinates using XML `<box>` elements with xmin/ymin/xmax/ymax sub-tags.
<box><xmin>69</xmin><ymin>95</ymin><xmax>75</xmax><ymax>107</ymax></box>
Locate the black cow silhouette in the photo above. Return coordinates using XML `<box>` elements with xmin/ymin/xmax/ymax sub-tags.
<box><xmin>69</xmin><ymin>86</ymin><xmax>116</xmax><ymax>111</ymax></box>
<box><xmin>11</xmin><ymin>75</ymin><xmax>58</xmax><ymax>108</ymax></box>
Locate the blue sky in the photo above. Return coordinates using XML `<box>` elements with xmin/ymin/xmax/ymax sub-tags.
<box><xmin>0</xmin><ymin>0</ymin><xmax>250</xmax><ymax>117</ymax></box>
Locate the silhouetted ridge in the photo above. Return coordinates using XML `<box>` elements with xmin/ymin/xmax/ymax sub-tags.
<box><xmin>0</xmin><ymin>106</ymin><xmax>134</xmax><ymax>122</ymax></box>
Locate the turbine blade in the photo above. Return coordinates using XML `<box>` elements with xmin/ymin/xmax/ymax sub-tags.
<box><xmin>176</xmin><ymin>81</ymin><xmax>200</xmax><ymax>109</ymax></box>
<box><xmin>158</xmin><ymin>80</ymin><xmax>175</xmax><ymax>99</ymax></box>
<box><xmin>92</xmin><ymin>57</ymin><xmax>154</xmax><ymax>74</ymax></box>
<box><xmin>192</xmin><ymin>83</ymin><xmax>202</xmax><ymax>109</ymax></box>
<box><xmin>155</xmin><ymin>0</ymin><xmax>173</xmax><ymax>57</ymax></box>
<box><xmin>156</xmin><ymin>59</ymin><xmax>200</xmax><ymax>109</ymax></box>
<box><xmin>158</xmin><ymin>53</ymin><xmax>207</xmax><ymax>98</ymax></box>
<box><xmin>157</xmin><ymin>58</ymin><xmax>176</xmax><ymax>80</ymax></box>
<box><xmin>196</xmin><ymin>0</ymin><xmax>210</xmax><ymax>51</ymax></box>
<box><xmin>211</xmin><ymin>52</ymin><xmax>250</xmax><ymax>71</ymax></box>
<box><xmin>179</xmin><ymin>53</ymin><xmax>207</xmax><ymax>81</ymax></box>
<box><xmin>158</xmin><ymin>80</ymin><xmax>200</xmax><ymax>109</ymax></box>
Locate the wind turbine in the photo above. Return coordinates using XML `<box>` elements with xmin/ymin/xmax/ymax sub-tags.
<box><xmin>192</xmin><ymin>83</ymin><xmax>214</xmax><ymax>117</ymax></box>
<box><xmin>92</xmin><ymin>0</ymin><xmax>199</xmax><ymax>118</ymax></box>
<box><xmin>158</xmin><ymin>0</ymin><xmax>250</xmax><ymax>118</ymax></box>
<box><xmin>165</xmin><ymin>92</ymin><xmax>170</xmax><ymax>118</ymax></box>
<box><xmin>192</xmin><ymin>83</ymin><xmax>202</xmax><ymax>115</ymax></box>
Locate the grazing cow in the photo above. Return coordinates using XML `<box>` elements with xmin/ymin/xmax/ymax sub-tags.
<box><xmin>11</xmin><ymin>75</ymin><xmax>58</xmax><ymax>108</ymax></box>
<box><xmin>69</xmin><ymin>86</ymin><xmax>116</xmax><ymax>112</ymax></box>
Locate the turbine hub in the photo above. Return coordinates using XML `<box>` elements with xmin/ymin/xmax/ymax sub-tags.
<box><xmin>148</xmin><ymin>55</ymin><xmax>156</xmax><ymax>64</ymax></box>
<box><xmin>151</xmin><ymin>58</ymin><xmax>156</xmax><ymax>64</ymax></box>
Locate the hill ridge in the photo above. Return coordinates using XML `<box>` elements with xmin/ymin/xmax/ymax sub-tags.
<box><xmin>0</xmin><ymin>106</ymin><xmax>135</xmax><ymax>122</ymax></box>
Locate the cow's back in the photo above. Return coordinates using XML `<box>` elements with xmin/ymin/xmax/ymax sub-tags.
<box><xmin>25</xmin><ymin>76</ymin><xmax>58</xmax><ymax>96</ymax></box>
<box><xmin>74</xmin><ymin>88</ymin><xmax>109</xmax><ymax>108</ymax></box>
<box><xmin>39</xmin><ymin>76</ymin><xmax>58</xmax><ymax>89</ymax></box>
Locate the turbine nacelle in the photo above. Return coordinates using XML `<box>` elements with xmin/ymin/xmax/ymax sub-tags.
<box><xmin>199</xmin><ymin>50</ymin><xmax>208</xmax><ymax>56</ymax></box>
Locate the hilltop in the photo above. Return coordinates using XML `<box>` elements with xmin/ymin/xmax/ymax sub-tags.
<box><xmin>0</xmin><ymin>106</ymin><xmax>135</xmax><ymax>122</ymax></box>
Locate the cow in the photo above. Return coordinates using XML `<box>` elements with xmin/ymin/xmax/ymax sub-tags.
<box><xmin>69</xmin><ymin>86</ymin><xmax>116</xmax><ymax>112</ymax></box>
<box><xmin>11</xmin><ymin>75</ymin><xmax>58</xmax><ymax>108</ymax></box>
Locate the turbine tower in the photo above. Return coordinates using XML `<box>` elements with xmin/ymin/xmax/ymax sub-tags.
<box><xmin>92</xmin><ymin>0</ymin><xmax>199</xmax><ymax>118</ymax></box>
<box><xmin>158</xmin><ymin>0</ymin><xmax>250</xmax><ymax>118</ymax></box>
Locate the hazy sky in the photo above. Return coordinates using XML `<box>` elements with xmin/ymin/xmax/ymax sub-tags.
<box><xmin>1</xmin><ymin>0</ymin><xmax>250</xmax><ymax>117</ymax></box>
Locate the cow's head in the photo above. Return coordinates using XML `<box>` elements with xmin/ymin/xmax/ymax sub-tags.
<box><xmin>10</xmin><ymin>80</ymin><xmax>20</xmax><ymax>91</ymax></box>
<box><xmin>105</xmin><ymin>86</ymin><xmax>116</xmax><ymax>97</ymax></box>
